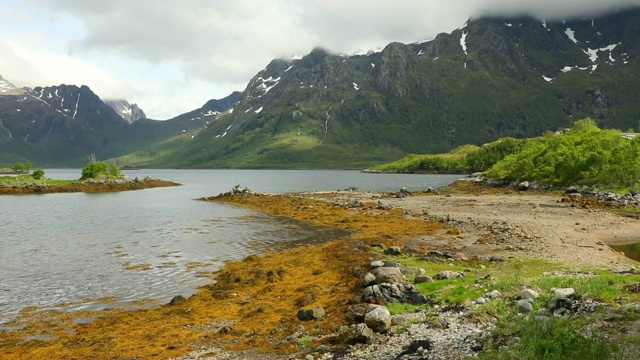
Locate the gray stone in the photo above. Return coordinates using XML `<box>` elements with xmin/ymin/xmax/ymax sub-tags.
<box><xmin>517</xmin><ymin>181</ymin><xmax>530</xmax><ymax>190</ymax></box>
<box><xmin>553</xmin><ymin>288</ymin><xmax>575</xmax><ymax>298</ymax></box>
<box><xmin>414</xmin><ymin>275</ymin><xmax>433</xmax><ymax>284</ymax></box>
<box><xmin>565</xmin><ymin>186</ymin><xmax>579</xmax><ymax>193</ymax></box>
<box><xmin>372</xmin><ymin>267</ymin><xmax>407</xmax><ymax>284</ymax></box>
<box><xmin>434</xmin><ymin>271</ymin><xmax>464</xmax><ymax>280</ymax></box>
<box><xmin>484</xmin><ymin>290</ymin><xmax>503</xmax><ymax>299</ymax></box>
<box><xmin>476</xmin><ymin>297</ymin><xmax>487</xmax><ymax>305</ymax></box>
<box><xmin>384</xmin><ymin>246</ymin><xmax>402</xmax><ymax>255</ymax></box>
<box><xmin>489</xmin><ymin>255</ymin><xmax>507</xmax><ymax>262</ymax></box>
<box><xmin>297</xmin><ymin>306</ymin><xmax>325</xmax><ymax>321</ymax></box>
<box><xmin>371</xmin><ymin>261</ymin><xmax>385</xmax><ymax>268</ymax></box>
<box><xmin>517</xmin><ymin>299</ymin><xmax>534</xmax><ymax>313</ymax></box>
<box><xmin>548</xmin><ymin>298</ymin><xmax>573</xmax><ymax>313</ymax></box>
<box><xmin>363</xmin><ymin>273</ymin><xmax>376</xmax><ymax>287</ymax></box>
<box><xmin>520</xmin><ymin>288</ymin><xmax>540</xmax><ymax>299</ymax></box>
<box><xmin>342</xmin><ymin>324</ymin><xmax>376</xmax><ymax>345</ymax></box>
<box><xmin>364</xmin><ymin>306</ymin><xmax>392</xmax><ymax>333</ymax></box>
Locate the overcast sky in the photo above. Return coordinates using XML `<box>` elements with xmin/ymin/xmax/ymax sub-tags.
<box><xmin>1</xmin><ymin>0</ymin><xmax>639</xmax><ymax>119</ymax></box>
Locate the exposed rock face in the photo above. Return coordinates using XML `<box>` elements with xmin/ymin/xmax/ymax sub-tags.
<box><xmin>105</xmin><ymin>99</ymin><xmax>147</xmax><ymax>122</ymax></box>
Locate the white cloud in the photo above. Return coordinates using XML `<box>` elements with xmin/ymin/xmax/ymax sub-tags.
<box><xmin>1</xmin><ymin>0</ymin><xmax>639</xmax><ymax>118</ymax></box>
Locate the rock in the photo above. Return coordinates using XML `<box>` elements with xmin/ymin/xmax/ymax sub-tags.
<box><xmin>168</xmin><ymin>295</ymin><xmax>187</xmax><ymax>305</ymax></box>
<box><xmin>372</xmin><ymin>267</ymin><xmax>407</xmax><ymax>284</ymax></box>
<box><xmin>534</xmin><ymin>315</ymin><xmax>550</xmax><ymax>322</ymax></box>
<box><xmin>414</xmin><ymin>275</ymin><xmax>434</xmax><ymax>284</ymax></box>
<box><xmin>305</xmin><ymin>355</ymin><xmax>314</xmax><ymax>360</ymax></box>
<box><xmin>297</xmin><ymin>306</ymin><xmax>325</xmax><ymax>321</ymax></box>
<box><xmin>361</xmin><ymin>283</ymin><xmax>430</xmax><ymax>305</ymax></box>
<box><xmin>341</xmin><ymin>324</ymin><xmax>376</xmax><ymax>345</ymax></box>
<box><xmin>484</xmin><ymin>290</ymin><xmax>503</xmax><ymax>299</ymax></box>
<box><xmin>453</xmin><ymin>253</ymin><xmax>469</xmax><ymax>261</ymax></box>
<box><xmin>517</xmin><ymin>181</ymin><xmax>530</xmax><ymax>191</ymax></box>
<box><xmin>434</xmin><ymin>271</ymin><xmax>464</xmax><ymax>280</ymax></box>
<box><xmin>362</xmin><ymin>273</ymin><xmax>377</xmax><ymax>287</ymax></box>
<box><xmin>548</xmin><ymin>298</ymin><xmax>573</xmax><ymax>314</ymax></box>
<box><xmin>553</xmin><ymin>288</ymin><xmax>575</xmax><ymax>298</ymax></box>
<box><xmin>383</xmin><ymin>261</ymin><xmax>401</xmax><ymax>268</ymax></box>
<box><xmin>569</xmin><ymin>193</ymin><xmax>582</xmax><ymax>201</ymax></box>
<box><xmin>403</xmin><ymin>246</ymin><xmax>420</xmax><ymax>254</ymax></box>
<box><xmin>565</xmin><ymin>186</ymin><xmax>579</xmax><ymax>193</ymax></box>
<box><xmin>384</xmin><ymin>246</ymin><xmax>402</xmax><ymax>255</ymax></box>
<box><xmin>364</xmin><ymin>306</ymin><xmax>392</xmax><ymax>333</ymax></box>
<box><xmin>520</xmin><ymin>287</ymin><xmax>540</xmax><ymax>299</ymax></box>
<box><xmin>476</xmin><ymin>297</ymin><xmax>487</xmax><ymax>305</ymax></box>
<box><xmin>517</xmin><ymin>299</ymin><xmax>534</xmax><ymax>313</ymax></box>
<box><xmin>489</xmin><ymin>255</ymin><xmax>506</xmax><ymax>262</ymax></box>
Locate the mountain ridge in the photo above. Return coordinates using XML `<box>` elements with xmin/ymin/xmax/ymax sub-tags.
<box><xmin>116</xmin><ymin>7</ymin><xmax>640</xmax><ymax>169</ymax></box>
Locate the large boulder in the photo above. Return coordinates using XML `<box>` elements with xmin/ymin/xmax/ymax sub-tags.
<box><xmin>364</xmin><ymin>306</ymin><xmax>392</xmax><ymax>333</ymax></box>
<box><xmin>372</xmin><ymin>267</ymin><xmax>407</xmax><ymax>284</ymax></box>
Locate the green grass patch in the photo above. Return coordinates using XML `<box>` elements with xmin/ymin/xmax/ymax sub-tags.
<box><xmin>0</xmin><ymin>175</ymin><xmax>80</xmax><ymax>186</ymax></box>
<box><xmin>479</xmin><ymin>316</ymin><xmax>623</xmax><ymax>360</ymax></box>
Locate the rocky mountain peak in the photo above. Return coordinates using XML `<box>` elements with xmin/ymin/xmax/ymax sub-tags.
<box><xmin>105</xmin><ymin>99</ymin><xmax>147</xmax><ymax>123</ymax></box>
<box><xmin>0</xmin><ymin>75</ymin><xmax>27</xmax><ymax>96</ymax></box>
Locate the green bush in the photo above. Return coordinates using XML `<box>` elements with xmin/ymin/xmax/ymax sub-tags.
<box><xmin>32</xmin><ymin>168</ymin><xmax>45</xmax><ymax>180</ymax></box>
<box><xmin>486</xmin><ymin>118</ymin><xmax>640</xmax><ymax>188</ymax></box>
<box><xmin>80</xmin><ymin>161</ymin><xmax>122</xmax><ymax>180</ymax></box>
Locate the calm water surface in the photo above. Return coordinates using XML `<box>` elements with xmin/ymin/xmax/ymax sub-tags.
<box><xmin>0</xmin><ymin>169</ymin><xmax>461</xmax><ymax>324</ymax></box>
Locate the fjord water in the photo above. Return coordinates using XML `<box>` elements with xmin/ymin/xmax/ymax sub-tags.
<box><xmin>0</xmin><ymin>169</ymin><xmax>461</xmax><ymax>324</ymax></box>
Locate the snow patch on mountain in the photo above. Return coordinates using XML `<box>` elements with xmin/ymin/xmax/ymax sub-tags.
<box><xmin>565</xmin><ymin>28</ymin><xmax>579</xmax><ymax>44</ymax></box>
<box><xmin>460</xmin><ymin>31</ymin><xmax>468</xmax><ymax>55</ymax></box>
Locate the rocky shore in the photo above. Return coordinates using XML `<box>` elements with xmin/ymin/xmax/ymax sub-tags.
<box><xmin>0</xmin><ymin>175</ymin><xmax>179</xmax><ymax>194</ymax></box>
<box><xmin>2</xmin><ymin>181</ymin><xmax>639</xmax><ymax>360</ymax></box>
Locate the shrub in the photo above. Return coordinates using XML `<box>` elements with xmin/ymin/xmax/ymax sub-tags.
<box><xmin>32</xmin><ymin>168</ymin><xmax>45</xmax><ymax>180</ymax></box>
<box><xmin>486</xmin><ymin>118</ymin><xmax>640</xmax><ymax>187</ymax></box>
<box><xmin>80</xmin><ymin>161</ymin><xmax>122</xmax><ymax>180</ymax></box>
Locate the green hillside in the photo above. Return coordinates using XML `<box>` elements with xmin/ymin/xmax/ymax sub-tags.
<box><xmin>115</xmin><ymin>9</ymin><xmax>640</xmax><ymax>169</ymax></box>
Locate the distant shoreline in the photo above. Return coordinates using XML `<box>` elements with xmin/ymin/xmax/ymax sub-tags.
<box><xmin>0</xmin><ymin>178</ymin><xmax>180</xmax><ymax>194</ymax></box>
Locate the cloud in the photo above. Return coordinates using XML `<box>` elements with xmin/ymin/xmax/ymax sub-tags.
<box><xmin>6</xmin><ymin>0</ymin><xmax>640</xmax><ymax>118</ymax></box>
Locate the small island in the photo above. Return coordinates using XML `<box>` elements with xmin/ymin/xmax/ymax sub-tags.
<box><xmin>0</xmin><ymin>160</ymin><xmax>179</xmax><ymax>194</ymax></box>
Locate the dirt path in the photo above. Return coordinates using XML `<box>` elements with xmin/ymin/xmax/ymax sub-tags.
<box><xmin>303</xmin><ymin>189</ymin><xmax>640</xmax><ymax>270</ymax></box>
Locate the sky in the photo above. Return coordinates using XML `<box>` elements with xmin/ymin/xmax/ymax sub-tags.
<box><xmin>1</xmin><ymin>0</ymin><xmax>639</xmax><ymax>119</ymax></box>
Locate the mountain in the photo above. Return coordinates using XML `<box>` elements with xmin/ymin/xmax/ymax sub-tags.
<box><xmin>119</xmin><ymin>7</ymin><xmax>640</xmax><ymax>169</ymax></box>
<box><xmin>0</xmin><ymin>82</ymin><xmax>237</xmax><ymax>167</ymax></box>
<box><xmin>0</xmin><ymin>75</ymin><xmax>27</xmax><ymax>96</ymax></box>
<box><xmin>105</xmin><ymin>100</ymin><xmax>147</xmax><ymax>123</ymax></box>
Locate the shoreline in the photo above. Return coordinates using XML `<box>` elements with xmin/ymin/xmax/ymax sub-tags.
<box><xmin>0</xmin><ymin>178</ymin><xmax>180</xmax><ymax>194</ymax></box>
<box><xmin>1</xmin><ymin>182</ymin><xmax>639</xmax><ymax>359</ymax></box>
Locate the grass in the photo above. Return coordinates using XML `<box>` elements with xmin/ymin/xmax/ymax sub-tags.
<box><xmin>0</xmin><ymin>175</ymin><xmax>80</xmax><ymax>186</ymax></box>
<box><xmin>380</xmin><ymin>254</ymin><xmax>640</xmax><ymax>359</ymax></box>
<box><xmin>478</xmin><ymin>316</ymin><xmax>623</xmax><ymax>360</ymax></box>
